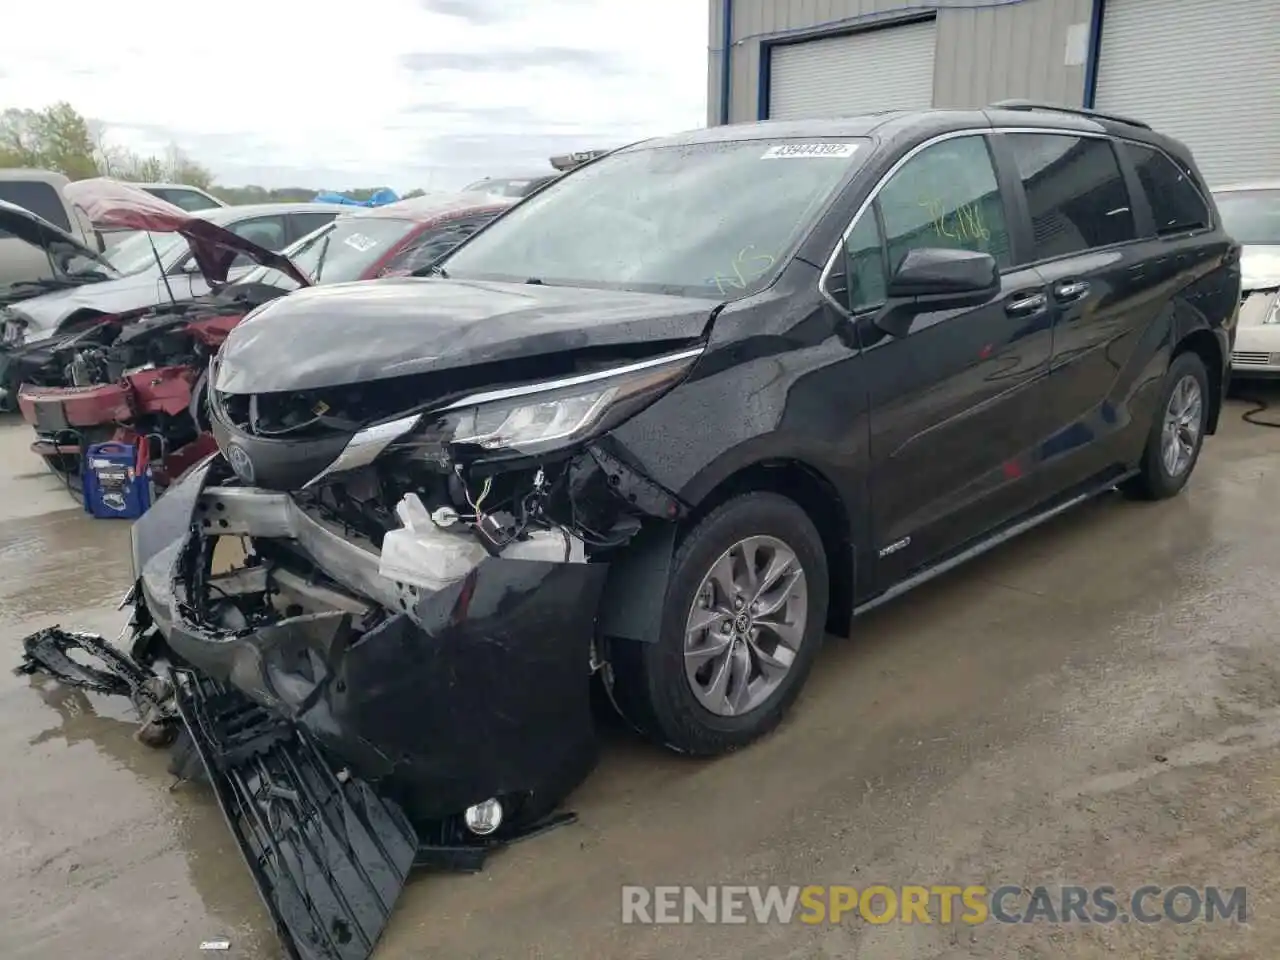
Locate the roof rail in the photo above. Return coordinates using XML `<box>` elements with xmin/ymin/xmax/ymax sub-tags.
<box><xmin>987</xmin><ymin>99</ymin><xmax>1151</xmax><ymax>130</ymax></box>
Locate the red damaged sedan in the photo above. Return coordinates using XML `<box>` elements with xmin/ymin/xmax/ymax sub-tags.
<box><xmin>18</xmin><ymin>190</ymin><xmax>514</xmax><ymax>488</ymax></box>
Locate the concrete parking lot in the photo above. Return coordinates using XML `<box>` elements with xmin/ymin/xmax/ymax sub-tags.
<box><xmin>3</xmin><ymin>390</ymin><xmax>1280</xmax><ymax>959</ymax></box>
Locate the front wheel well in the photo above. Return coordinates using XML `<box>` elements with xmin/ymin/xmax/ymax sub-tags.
<box><xmin>1173</xmin><ymin>329</ymin><xmax>1223</xmax><ymax>433</ymax></box>
<box><xmin>57</xmin><ymin>309</ymin><xmax>107</xmax><ymax>335</ymax></box>
<box><xmin>681</xmin><ymin>460</ymin><xmax>854</xmax><ymax>637</ymax></box>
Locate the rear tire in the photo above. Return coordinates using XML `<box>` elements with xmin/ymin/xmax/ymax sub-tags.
<box><xmin>609</xmin><ymin>492</ymin><xmax>829</xmax><ymax>756</ymax></box>
<box><xmin>1122</xmin><ymin>350</ymin><xmax>1209</xmax><ymax>500</ymax></box>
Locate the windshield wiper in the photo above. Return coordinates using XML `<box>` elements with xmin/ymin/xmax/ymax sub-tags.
<box><xmin>422</xmin><ymin>263</ymin><xmax>449</xmax><ymax>278</ymax></box>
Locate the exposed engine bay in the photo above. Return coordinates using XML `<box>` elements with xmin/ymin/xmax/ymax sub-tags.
<box><xmin>12</xmin><ymin>284</ymin><xmax>289</xmax><ymax>483</ymax></box>
<box><xmin>35</xmin><ymin>283</ymin><xmax>285</xmax><ymax>392</ymax></box>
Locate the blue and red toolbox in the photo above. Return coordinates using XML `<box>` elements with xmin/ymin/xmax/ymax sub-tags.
<box><xmin>81</xmin><ymin>440</ymin><xmax>153</xmax><ymax>519</ymax></box>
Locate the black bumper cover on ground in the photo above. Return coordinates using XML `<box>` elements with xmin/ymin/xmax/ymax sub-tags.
<box><xmin>172</xmin><ymin>670</ymin><xmax>418</xmax><ymax>960</ymax></box>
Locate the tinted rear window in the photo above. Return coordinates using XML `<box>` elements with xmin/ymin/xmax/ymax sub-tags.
<box><xmin>0</xmin><ymin>181</ymin><xmax>71</xmax><ymax>234</ymax></box>
<box><xmin>1128</xmin><ymin>144</ymin><xmax>1212</xmax><ymax>236</ymax></box>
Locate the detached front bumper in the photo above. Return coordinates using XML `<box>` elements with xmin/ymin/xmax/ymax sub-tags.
<box><xmin>133</xmin><ymin>458</ymin><xmax>608</xmax><ymax>826</ymax></box>
<box><xmin>19</xmin><ymin>381</ymin><xmax>134</xmax><ymax>430</ymax></box>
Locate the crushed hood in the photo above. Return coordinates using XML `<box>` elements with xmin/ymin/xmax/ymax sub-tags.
<box><xmin>214</xmin><ymin>277</ymin><xmax>717</xmax><ymax>394</ymax></box>
<box><xmin>65</xmin><ymin>179</ymin><xmax>312</xmax><ymax>289</ymax></box>
<box><xmin>1242</xmin><ymin>245</ymin><xmax>1280</xmax><ymax>293</ymax></box>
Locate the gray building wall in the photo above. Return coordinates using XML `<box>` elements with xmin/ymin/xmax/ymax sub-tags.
<box><xmin>708</xmin><ymin>0</ymin><xmax>1095</xmax><ymax>126</ymax></box>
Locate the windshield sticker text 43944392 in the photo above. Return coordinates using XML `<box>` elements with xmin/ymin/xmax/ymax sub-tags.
<box><xmin>761</xmin><ymin>143</ymin><xmax>860</xmax><ymax>160</ymax></box>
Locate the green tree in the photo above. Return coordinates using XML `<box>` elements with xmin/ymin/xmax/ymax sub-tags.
<box><xmin>0</xmin><ymin>102</ymin><xmax>98</xmax><ymax>179</ymax></box>
<box><xmin>2</xmin><ymin>102</ymin><xmax>215</xmax><ymax>188</ymax></box>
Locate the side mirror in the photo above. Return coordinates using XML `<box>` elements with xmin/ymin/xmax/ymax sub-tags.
<box><xmin>887</xmin><ymin>247</ymin><xmax>999</xmax><ymax>299</ymax></box>
<box><xmin>874</xmin><ymin>248</ymin><xmax>999</xmax><ymax>338</ymax></box>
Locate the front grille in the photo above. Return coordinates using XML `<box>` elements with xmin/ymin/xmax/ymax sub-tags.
<box><xmin>1232</xmin><ymin>351</ymin><xmax>1276</xmax><ymax>365</ymax></box>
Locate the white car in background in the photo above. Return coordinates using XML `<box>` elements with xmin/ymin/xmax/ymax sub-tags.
<box><xmin>1216</xmin><ymin>180</ymin><xmax>1280</xmax><ymax>376</ymax></box>
<box><xmin>2</xmin><ymin>200</ymin><xmax>346</xmax><ymax>346</ymax></box>
<box><xmin>95</xmin><ymin>182</ymin><xmax>228</xmax><ymax>247</ymax></box>
<box><xmin>132</xmin><ymin>182</ymin><xmax>226</xmax><ymax>212</ymax></box>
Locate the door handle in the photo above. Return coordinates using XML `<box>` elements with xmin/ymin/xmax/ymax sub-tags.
<box><xmin>1005</xmin><ymin>292</ymin><xmax>1048</xmax><ymax>317</ymax></box>
<box><xmin>1053</xmin><ymin>279</ymin><xmax>1090</xmax><ymax>303</ymax></box>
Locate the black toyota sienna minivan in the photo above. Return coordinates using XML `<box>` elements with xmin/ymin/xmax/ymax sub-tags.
<box><xmin>122</xmin><ymin>102</ymin><xmax>1238</xmax><ymax>953</ymax></box>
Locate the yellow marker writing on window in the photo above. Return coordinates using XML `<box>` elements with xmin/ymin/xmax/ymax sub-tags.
<box><xmin>712</xmin><ymin>245</ymin><xmax>777</xmax><ymax>295</ymax></box>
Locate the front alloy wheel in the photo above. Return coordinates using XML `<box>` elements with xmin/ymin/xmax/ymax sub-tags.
<box><xmin>609</xmin><ymin>491</ymin><xmax>829</xmax><ymax>756</ymax></box>
<box><xmin>684</xmin><ymin>535</ymin><xmax>808</xmax><ymax>717</ymax></box>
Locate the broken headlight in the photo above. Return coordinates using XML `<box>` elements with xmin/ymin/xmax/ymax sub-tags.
<box><xmin>414</xmin><ymin>346</ymin><xmax>703</xmax><ymax>462</ymax></box>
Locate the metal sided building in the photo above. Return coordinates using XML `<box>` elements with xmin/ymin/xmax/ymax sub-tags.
<box><xmin>707</xmin><ymin>0</ymin><xmax>1279</xmax><ymax>185</ymax></box>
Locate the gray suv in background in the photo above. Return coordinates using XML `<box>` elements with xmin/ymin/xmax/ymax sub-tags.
<box><xmin>0</xmin><ymin>169</ymin><xmax>100</xmax><ymax>285</ymax></box>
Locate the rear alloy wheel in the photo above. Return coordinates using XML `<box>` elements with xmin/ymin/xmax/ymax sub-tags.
<box><xmin>1123</xmin><ymin>350</ymin><xmax>1210</xmax><ymax>500</ymax></box>
<box><xmin>609</xmin><ymin>492</ymin><xmax>829</xmax><ymax>755</ymax></box>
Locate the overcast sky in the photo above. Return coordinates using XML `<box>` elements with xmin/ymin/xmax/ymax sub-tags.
<box><xmin>0</xmin><ymin>0</ymin><xmax>709</xmax><ymax>191</ymax></box>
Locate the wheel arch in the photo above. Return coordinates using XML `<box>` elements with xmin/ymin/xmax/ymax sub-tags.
<box><xmin>681</xmin><ymin>458</ymin><xmax>856</xmax><ymax>638</ymax></box>
<box><xmin>599</xmin><ymin>447</ymin><xmax>858</xmax><ymax>645</ymax></box>
<box><xmin>56</xmin><ymin>308</ymin><xmax>108</xmax><ymax>335</ymax></box>
<box><xmin>1172</xmin><ymin>328</ymin><xmax>1224</xmax><ymax>434</ymax></box>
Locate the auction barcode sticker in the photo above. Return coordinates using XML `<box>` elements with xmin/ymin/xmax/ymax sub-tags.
<box><xmin>761</xmin><ymin>142</ymin><xmax>859</xmax><ymax>160</ymax></box>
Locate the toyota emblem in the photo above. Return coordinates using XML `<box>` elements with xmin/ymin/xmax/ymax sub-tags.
<box><xmin>227</xmin><ymin>443</ymin><xmax>255</xmax><ymax>484</ymax></box>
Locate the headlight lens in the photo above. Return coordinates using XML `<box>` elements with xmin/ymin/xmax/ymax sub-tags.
<box><xmin>410</xmin><ymin>346</ymin><xmax>703</xmax><ymax>463</ymax></box>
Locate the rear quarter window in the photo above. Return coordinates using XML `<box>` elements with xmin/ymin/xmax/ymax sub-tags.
<box><xmin>1004</xmin><ymin>133</ymin><xmax>1136</xmax><ymax>261</ymax></box>
<box><xmin>1127</xmin><ymin>144</ymin><xmax>1212</xmax><ymax>236</ymax></box>
<box><xmin>0</xmin><ymin>181</ymin><xmax>71</xmax><ymax>234</ymax></box>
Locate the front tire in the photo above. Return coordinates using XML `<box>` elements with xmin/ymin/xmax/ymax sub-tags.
<box><xmin>1122</xmin><ymin>350</ymin><xmax>1209</xmax><ymax>500</ymax></box>
<box><xmin>609</xmin><ymin>492</ymin><xmax>829</xmax><ymax>756</ymax></box>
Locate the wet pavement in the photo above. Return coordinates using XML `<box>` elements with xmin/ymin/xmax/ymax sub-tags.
<box><xmin>3</xmin><ymin>389</ymin><xmax>1280</xmax><ymax>959</ymax></box>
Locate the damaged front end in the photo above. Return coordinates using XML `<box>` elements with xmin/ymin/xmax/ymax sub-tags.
<box><xmin>123</xmin><ymin>340</ymin><xmax>700</xmax><ymax>958</ymax></box>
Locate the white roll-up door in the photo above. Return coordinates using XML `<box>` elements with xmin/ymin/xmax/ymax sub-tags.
<box><xmin>1094</xmin><ymin>0</ymin><xmax>1280</xmax><ymax>186</ymax></box>
<box><xmin>768</xmin><ymin>19</ymin><xmax>937</xmax><ymax>121</ymax></box>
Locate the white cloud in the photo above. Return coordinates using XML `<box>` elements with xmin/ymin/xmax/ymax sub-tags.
<box><xmin>0</xmin><ymin>0</ymin><xmax>709</xmax><ymax>190</ymax></box>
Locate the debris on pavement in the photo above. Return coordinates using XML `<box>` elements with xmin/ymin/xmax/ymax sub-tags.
<box><xmin>14</xmin><ymin>625</ymin><xmax>178</xmax><ymax>746</ymax></box>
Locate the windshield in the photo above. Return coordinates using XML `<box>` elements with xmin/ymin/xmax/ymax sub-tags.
<box><xmin>51</xmin><ymin>242</ymin><xmax>119</xmax><ymax>280</ymax></box>
<box><xmin>237</xmin><ymin>217</ymin><xmax>421</xmax><ymax>290</ymax></box>
<box><xmin>1216</xmin><ymin>189</ymin><xmax>1280</xmax><ymax>246</ymax></box>
<box><xmin>105</xmin><ymin>229</ymin><xmax>189</xmax><ymax>276</ymax></box>
<box><xmin>440</xmin><ymin>138</ymin><xmax>868</xmax><ymax>297</ymax></box>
